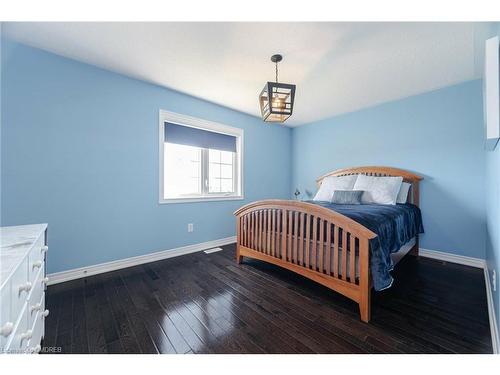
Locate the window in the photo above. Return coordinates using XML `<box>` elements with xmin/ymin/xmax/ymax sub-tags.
<box><xmin>159</xmin><ymin>110</ymin><xmax>243</xmax><ymax>203</ymax></box>
<box><xmin>209</xmin><ymin>149</ymin><xmax>235</xmax><ymax>193</ymax></box>
<box><xmin>164</xmin><ymin>143</ymin><xmax>201</xmax><ymax>197</ymax></box>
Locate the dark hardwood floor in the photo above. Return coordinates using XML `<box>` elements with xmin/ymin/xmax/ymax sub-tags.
<box><xmin>42</xmin><ymin>244</ymin><xmax>493</xmax><ymax>354</ymax></box>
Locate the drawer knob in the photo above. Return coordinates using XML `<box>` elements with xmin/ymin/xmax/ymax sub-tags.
<box><xmin>41</xmin><ymin>309</ymin><xmax>50</xmax><ymax>318</ymax></box>
<box><xmin>31</xmin><ymin>303</ymin><xmax>42</xmax><ymax>314</ymax></box>
<box><xmin>32</xmin><ymin>260</ymin><xmax>43</xmax><ymax>270</ymax></box>
<box><xmin>20</xmin><ymin>329</ymin><xmax>33</xmax><ymax>342</ymax></box>
<box><xmin>41</xmin><ymin>245</ymin><xmax>48</xmax><ymax>254</ymax></box>
<box><xmin>0</xmin><ymin>322</ymin><xmax>14</xmax><ymax>337</ymax></box>
<box><xmin>19</xmin><ymin>282</ymin><xmax>33</xmax><ymax>294</ymax></box>
<box><xmin>41</xmin><ymin>277</ymin><xmax>50</xmax><ymax>285</ymax></box>
<box><xmin>30</xmin><ymin>344</ymin><xmax>42</xmax><ymax>354</ymax></box>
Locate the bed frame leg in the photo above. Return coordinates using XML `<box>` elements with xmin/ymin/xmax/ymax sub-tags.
<box><xmin>236</xmin><ymin>246</ymin><xmax>243</xmax><ymax>264</ymax></box>
<box><xmin>358</xmin><ymin>238</ymin><xmax>371</xmax><ymax>323</ymax></box>
<box><xmin>409</xmin><ymin>236</ymin><xmax>419</xmax><ymax>256</ymax></box>
<box><xmin>359</xmin><ymin>290</ymin><xmax>371</xmax><ymax>323</ymax></box>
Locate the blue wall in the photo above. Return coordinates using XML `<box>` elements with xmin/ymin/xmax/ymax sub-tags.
<box><xmin>292</xmin><ymin>80</ymin><xmax>486</xmax><ymax>259</ymax></box>
<box><xmin>485</xmin><ymin>22</ymin><xmax>500</xmax><ymax>336</ymax></box>
<box><xmin>0</xmin><ymin>39</ymin><xmax>292</xmax><ymax>273</ymax></box>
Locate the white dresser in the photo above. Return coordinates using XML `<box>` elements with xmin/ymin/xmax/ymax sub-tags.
<box><xmin>0</xmin><ymin>224</ymin><xmax>49</xmax><ymax>354</ymax></box>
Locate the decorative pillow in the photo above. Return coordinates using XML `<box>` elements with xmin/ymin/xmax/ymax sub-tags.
<box><xmin>353</xmin><ymin>175</ymin><xmax>403</xmax><ymax>205</ymax></box>
<box><xmin>313</xmin><ymin>175</ymin><xmax>358</xmax><ymax>202</ymax></box>
<box><xmin>331</xmin><ymin>190</ymin><xmax>363</xmax><ymax>204</ymax></box>
<box><xmin>396</xmin><ymin>182</ymin><xmax>411</xmax><ymax>204</ymax></box>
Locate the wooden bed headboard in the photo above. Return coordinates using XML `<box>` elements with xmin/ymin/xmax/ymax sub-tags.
<box><xmin>316</xmin><ymin>166</ymin><xmax>423</xmax><ymax>206</ymax></box>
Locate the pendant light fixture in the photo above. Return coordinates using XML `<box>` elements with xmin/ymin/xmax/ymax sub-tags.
<box><xmin>259</xmin><ymin>54</ymin><xmax>296</xmax><ymax>123</ymax></box>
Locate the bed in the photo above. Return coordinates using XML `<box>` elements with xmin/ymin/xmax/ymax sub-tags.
<box><xmin>233</xmin><ymin>166</ymin><xmax>424</xmax><ymax>323</ymax></box>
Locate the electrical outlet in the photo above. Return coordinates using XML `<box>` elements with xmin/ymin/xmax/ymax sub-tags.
<box><xmin>493</xmin><ymin>269</ymin><xmax>497</xmax><ymax>292</ymax></box>
<box><xmin>188</xmin><ymin>223</ymin><xmax>194</xmax><ymax>233</ymax></box>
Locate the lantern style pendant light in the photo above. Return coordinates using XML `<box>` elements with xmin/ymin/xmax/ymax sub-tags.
<box><xmin>259</xmin><ymin>54</ymin><xmax>296</xmax><ymax>123</ymax></box>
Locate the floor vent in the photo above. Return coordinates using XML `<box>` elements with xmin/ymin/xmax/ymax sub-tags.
<box><xmin>204</xmin><ymin>247</ymin><xmax>224</xmax><ymax>254</ymax></box>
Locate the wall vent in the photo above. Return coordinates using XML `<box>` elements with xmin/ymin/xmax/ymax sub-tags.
<box><xmin>204</xmin><ymin>247</ymin><xmax>224</xmax><ymax>254</ymax></box>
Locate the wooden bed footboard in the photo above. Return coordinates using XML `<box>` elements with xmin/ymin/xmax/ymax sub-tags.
<box><xmin>234</xmin><ymin>200</ymin><xmax>377</xmax><ymax>322</ymax></box>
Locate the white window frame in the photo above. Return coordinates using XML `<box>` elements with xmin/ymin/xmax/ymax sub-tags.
<box><xmin>159</xmin><ymin>109</ymin><xmax>244</xmax><ymax>204</ymax></box>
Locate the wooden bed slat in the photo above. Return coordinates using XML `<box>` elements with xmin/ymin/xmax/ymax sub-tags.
<box><xmin>281</xmin><ymin>210</ymin><xmax>287</xmax><ymax>261</ymax></box>
<box><xmin>342</xmin><ymin>230</ymin><xmax>347</xmax><ymax>280</ymax></box>
<box><xmin>261</xmin><ymin>211</ymin><xmax>265</xmax><ymax>253</ymax></box>
<box><xmin>254</xmin><ymin>212</ymin><xmax>257</xmax><ymax>250</ymax></box>
<box><xmin>263</xmin><ymin>211</ymin><xmax>268</xmax><ymax>254</ymax></box>
<box><xmin>267</xmin><ymin>210</ymin><xmax>273</xmax><ymax>256</ymax></box>
<box><xmin>276</xmin><ymin>209</ymin><xmax>281</xmax><ymax>258</ymax></box>
<box><xmin>239</xmin><ymin>215</ymin><xmax>243</xmax><ymax>247</ymax></box>
<box><xmin>325</xmin><ymin>221</ymin><xmax>331</xmax><ymax>275</ymax></box>
<box><xmin>305</xmin><ymin>214</ymin><xmax>311</xmax><ymax>268</ymax></box>
<box><xmin>247</xmin><ymin>213</ymin><xmax>250</xmax><ymax>248</ymax></box>
<box><xmin>271</xmin><ymin>210</ymin><xmax>276</xmax><ymax>256</ymax></box>
<box><xmin>287</xmin><ymin>211</ymin><xmax>293</xmax><ymax>262</ymax></box>
<box><xmin>266</xmin><ymin>210</ymin><xmax>273</xmax><ymax>255</ymax></box>
<box><xmin>299</xmin><ymin>213</ymin><xmax>304</xmax><ymax>265</ymax></box>
<box><xmin>243</xmin><ymin>215</ymin><xmax>247</xmax><ymax>247</ymax></box>
<box><xmin>318</xmin><ymin>219</ymin><xmax>324</xmax><ymax>273</ymax></box>
<box><xmin>350</xmin><ymin>235</ymin><xmax>356</xmax><ymax>284</ymax></box>
<box><xmin>250</xmin><ymin>212</ymin><xmax>254</xmax><ymax>249</ymax></box>
<box><xmin>247</xmin><ymin>214</ymin><xmax>250</xmax><ymax>248</ymax></box>
<box><xmin>333</xmin><ymin>225</ymin><xmax>339</xmax><ymax>278</ymax></box>
<box><xmin>270</xmin><ymin>209</ymin><xmax>274</xmax><ymax>255</ymax></box>
<box><xmin>311</xmin><ymin>216</ymin><xmax>317</xmax><ymax>271</ymax></box>
<box><xmin>255</xmin><ymin>212</ymin><xmax>258</xmax><ymax>250</ymax></box>
<box><xmin>276</xmin><ymin>210</ymin><xmax>279</xmax><ymax>257</ymax></box>
<box><xmin>249</xmin><ymin>212</ymin><xmax>253</xmax><ymax>249</ymax></box>
<box><xmin>258</xmin><ymin>211</ymin><xmax>262</xmax><ymax>252</ymax></box>
<box><xmin>293</xmin><ymin>212</ymin><xmax>299</xmax><ymax>264</ymax></box>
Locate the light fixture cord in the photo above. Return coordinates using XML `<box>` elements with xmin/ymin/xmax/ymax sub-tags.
<box><xmin>275</xmin><ymin>61</ymin><xmax>279</xmax><ymax>83</ymax></box>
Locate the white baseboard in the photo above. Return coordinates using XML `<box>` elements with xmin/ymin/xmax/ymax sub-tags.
<box><xmin>47</xmin><ymin>236</ymin><xmax>236</xmax><ymax>285</ymax></box>
<box><xmin>484</xmin><ymin>267</ymin><xmax>500</xmax><ymax>354</ymax></box>
<box><xmin>419</xmin><ymin>248</ymin><xmax>486</xmax><ymax>268</ymax></box>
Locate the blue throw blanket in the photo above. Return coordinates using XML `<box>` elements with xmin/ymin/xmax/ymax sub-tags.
<box><xmin>307</xmin><ymin>201</ymin><xmax>424</xmax><ymax>291</ymax></box>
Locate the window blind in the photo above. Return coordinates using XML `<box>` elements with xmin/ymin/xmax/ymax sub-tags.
<box><xmin>164</xmin><ymin>122</ymin><xmax>237</xmax><ymax>153</ymax></box>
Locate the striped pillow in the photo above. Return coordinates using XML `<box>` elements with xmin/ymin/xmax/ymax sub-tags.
<box><xmin>331</xmin><ymin>190</ymin><xmax>363</xmax><ymax>204</ymax></box>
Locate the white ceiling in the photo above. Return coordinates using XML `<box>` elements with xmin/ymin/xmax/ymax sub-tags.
<box><xmin>3</xmin><ymin>22</ymin><xmax>494</xmax><ymax>126</ymax></box>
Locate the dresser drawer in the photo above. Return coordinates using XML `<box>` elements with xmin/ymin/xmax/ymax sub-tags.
<box><xmin>0</xmin><ymin>280</ymin><xmax>13</xmax><ymax>349</ymax></box>
<box><xmin>27</xmin><ymin>295</ymin><xmax>45</xmax><ymax>354</ymax></box>
<box><xmin>27</xmin><ymin>269</ymin><xmax>45</xmax><ymax>328</ymax></box>
<box><xmin>28</xmin><ymin>234</ymin><xmax>46</xmax><ymax>284</ymax></box>
<box><xmin>10</xmin><ymin>256</ymin><xmax>30</xmax><ymax>323</ymax></box>
<box><xmin>5</xmin><ymin>303</ymin><xmax>29</xmax><ymax>354</ymax></box>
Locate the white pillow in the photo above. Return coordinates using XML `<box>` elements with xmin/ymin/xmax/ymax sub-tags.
<box><xmin>396</xmin><ymin>182</ymin><xmax>411</xmax><ymax>204</ymax></box>
<box><xmin>353</xmin><ymin>175</ymin><xmax>403</xmax><ymax>205</ymax></box>
<box><xmin>313</xmin><ymin>175</ymin><xmax>358</xmax><ymax>202</ymax></box>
